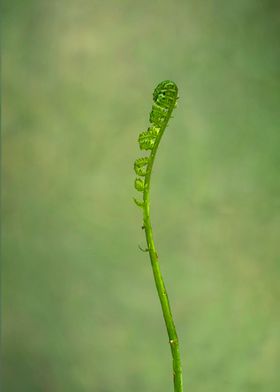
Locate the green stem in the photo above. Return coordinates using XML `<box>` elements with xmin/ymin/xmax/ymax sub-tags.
<box><xmin>142</xmin><ymin>101</ymin><xmax>183</xmax><ymax>392</ymax></box>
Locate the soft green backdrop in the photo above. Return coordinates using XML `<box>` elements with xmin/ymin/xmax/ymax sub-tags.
<box><xmin>3</xmin><ymin>1</ymin><xmax>280</xmax><ymax>391</ymax></box>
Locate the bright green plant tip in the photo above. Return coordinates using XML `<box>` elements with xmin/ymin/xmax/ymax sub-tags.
<box><xmin>133</xmin><ymin>80</ymin><xmax>183</xmax><ymax>392</ymax></box>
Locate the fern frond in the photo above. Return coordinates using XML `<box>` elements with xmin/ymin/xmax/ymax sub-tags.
<box><xmin>133</xmin><ymin>197</ymin><xmax>144</xmax><ymax>208</ymax></box>
<box><xmin>138</xmin><ymin>130</ymin><xmax>156</xmax><ymax>150</ymax></box>
<box><xmin>149</xmin><ymin>104</ymin><xmax>167</xmax><ymax>127</ymax></box>
<box><xmin>153</xmin><ymin>80</ymin><xmax>178</xmax><ymax>105</ymax></box>
<box><xmin>134</xmin><ymin>157</ymin><xmax>150</xmax><ymax>176</ymax></box>
<box><xmin>134</xmin><ymin>177</ymin><xmax>145</xmax><ymax>192</ymax></box>
<box><xmin>132</xmin><ymin>80</ymin><xmax>183</xmax><ymax>392</ymax></box>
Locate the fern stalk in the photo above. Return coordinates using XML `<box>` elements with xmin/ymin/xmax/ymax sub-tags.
<box><xmin>133</xmin><ymin>81</ymin><xmax>183</xmax><ymax>392</ymax></box>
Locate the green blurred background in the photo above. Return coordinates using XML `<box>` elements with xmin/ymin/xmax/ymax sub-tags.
<box><xmin>2</xmin><ymin>1</ymin><xmax>280</xmax><ymax>391</ymax></box>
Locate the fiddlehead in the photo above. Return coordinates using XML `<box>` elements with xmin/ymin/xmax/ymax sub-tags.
<box><xmin>133</xmin><ymin>81</ymin><xmax>183</xmax><ymax>392</ymax></box>
<box><xmin>133</xmin><ymin>80</ymin><xmax>178</xmax><ymax>204</ymax></box>
<box><xmin>134</xmin><ymin>157</ymin><xmax>149</xmax><ymax>176</ymax></box>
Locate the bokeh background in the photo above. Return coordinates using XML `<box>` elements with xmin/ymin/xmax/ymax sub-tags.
<box><xmin>2</xmin><ymin>1</ymin><xmax>280</xmax><ymax>391</ymax></box>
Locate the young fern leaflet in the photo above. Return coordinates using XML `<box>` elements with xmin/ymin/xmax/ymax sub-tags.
<box><xmin>133</xmin><ymin>80</ymin><xmax>183</xmax><ymax>392</ymax></box>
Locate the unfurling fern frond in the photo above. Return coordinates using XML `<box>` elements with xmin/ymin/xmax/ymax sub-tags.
<box><xmin>134</xmin><ymin>177</ymin><xmax>145</xmax><ymax>192</ymax></box>
<box><xmin>149</xmin><ymin>104</ymin><xmax>167</xmax><ymax>127</ymax></box>
<box><xmin>138</xmin><ymin>126</ymin><xmax>160</xmax><ymax>150</ymax></box>
<box><xmin>138</xmin><ymin>130</ymin><xmax>156</xmax><ymax>150</ymax></box>
<box><xmin>132</xmin><ymin>80</ymin><xmax>183</xmax><ymax>392</ymax></box>
<box><xmin>134</xmin><ymin>157</ymin><xmax>150</xmax><ymax>176</ymax></box>
<box><xmin>133</xmin><ymin>197</ymin><xmax>144</xmax><ymax>208</ymax></box>
<box><xmin>153</xmin><ymin>80</ymin><xmax>178</xmax><ymax>107</ymax></box>
<box><xmin>133</xmin><ymin>80</ymin><xmax>178</xmax><ymax>203</ymax></box>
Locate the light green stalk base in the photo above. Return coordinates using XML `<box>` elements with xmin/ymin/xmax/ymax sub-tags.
<box><xmin>143</xmin><ymin>203</ymin><xmax>183</xmax><ymax>391</ymax></box>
